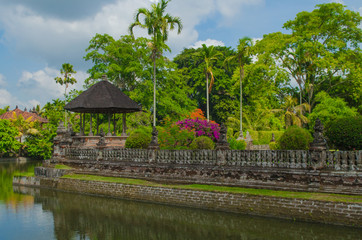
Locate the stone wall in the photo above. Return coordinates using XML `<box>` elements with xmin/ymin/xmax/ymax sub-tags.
<box><xmin>56</xmin><ymin>148</ymin><xmax>362</xmax><ymax>195</ymax></box>
<box><xmin>38</xmin><ymin>177</ymin><xmax>360</xmax><ymax>227</ymax></box>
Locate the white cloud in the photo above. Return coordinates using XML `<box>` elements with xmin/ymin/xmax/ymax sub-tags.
<box><xmin>0</xmin><ymin>89</ymin><xmax>20</xmax><ymax>107</ymax></box>
<box><xmin>190</xmin><ymin>39</ymin><xmax>225</xmax><ymax>49</ymax></box>
<box><xmin>0</xmin><ymin>74</ymin><xmax>6</xmax><ymax>87</ymax></box>
<box><xmin>16</xmin><ymin>67</ymin><xmax>88</xmax><ymax>107</ymax></box>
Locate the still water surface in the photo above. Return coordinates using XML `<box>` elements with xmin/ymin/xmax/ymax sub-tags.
<box><xmin>0</xmin><ymin>161</ymin><xmax>361</xmax><ymax>240</ymax></box>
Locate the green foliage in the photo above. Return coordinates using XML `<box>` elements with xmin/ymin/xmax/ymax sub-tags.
<box><xmin>269</xmin><ymin>141</ymin><xmax>279</xmax><ymax>150</ymax></box>
<box><xmin>326</xmin><ymin>116</ymin><xmax>362</xmax><ymax>150</ymax></box>
<box><xmin>190</xmin><ymin>136</ymin><xmax>215</xmax><ymax>150</ymax></box>
<box><xmin>24</xmin><ymin>126</ymin><xmax>57</xmax><ymax>160</ymax></box>
<box><xmin>0</xmin><ymin>120</ymin><xmax>21</xmax><ymax>157</ymax></box>
<box><xmin>309</xmin><ymin>91</ymin><xmax>357</xmax><ymax>131</ymax></box>
<box><xmin>125</xmin><ymin>128</ymin><xmax>151</xmax><ymax>149</ymax></box>
<box><xmin>228</xmin><ymin>138</ymin><xmax>246</xmax><ymax>150</ymax></box>
<box><xmin>278</xmin><ymin>126</ymin><xmax>313</xmax><ymax>150</ymax></box>
<box><xmin>248</xmin><ymin>130</ymin><xmax>284</xmax><ymax>145</ymax></box>
<box><xmin>158</xmin><ymin>125</ymin><xmax>195</xmax><ymax>150</ymax></box>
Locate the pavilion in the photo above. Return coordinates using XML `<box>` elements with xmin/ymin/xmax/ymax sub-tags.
<box><xmin>64</xmin><ymin>75</ymin><xmax>141</xmax><ymax>147</ymax></box>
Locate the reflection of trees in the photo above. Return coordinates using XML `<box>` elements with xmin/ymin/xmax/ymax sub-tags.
<box><xmin>0</xmin><ymin>162</ymin><xmax>39</xmax><ymax>207</ymax></box>
<box><xmin>16</xmin><ymin>188</ymin><xmax>361</xmax><ymax>240</ymax></box>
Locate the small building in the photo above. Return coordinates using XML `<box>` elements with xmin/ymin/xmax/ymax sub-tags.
<box><xmin>0</xmin><ymin>106</ymin><xmax>48</xmax><ymax>123</ymax></box>
<box><xmin>63</xmin><ymin>76</ymin><xmax>141</xmax><ymax>148</ymax></box>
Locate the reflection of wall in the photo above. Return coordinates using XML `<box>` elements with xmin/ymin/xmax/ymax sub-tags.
<box><xmin>15</xmin><ymin>187</ymin><xmax>361</xmax><ymax>240</ymax></box>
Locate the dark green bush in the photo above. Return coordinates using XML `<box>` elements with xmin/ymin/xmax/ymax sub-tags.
<box><xmin>278</xmin><ymin>126</ymin><xmax>313</xmax><ymax>150</ymax></box>
<box><xmin>125</xmin><ymin>130</ymin><xmax>151</xmax><ymax>149</ymax></box>
<box><xmin>326</xmin><ymin>116</ymin><xmax>362</xmax><ymax>150</ymax></box>
<box><xmin>0</xmin><ymin>119</ymin><xmax>21</xmax><ymax>157</ymax></box>
<box><xmin>228</xmin><ymin>137</ymin><xmax>246</xmax><ymax>150</ymax></box>
<box><xmin>190</xmin><ymin>136</ymin><xmax>215</xmax><ymax>150</ymax></box>
<box><xmin>158</xmin><ymin>125</ymin><xmax>195</xmax><ymax>150</ymax></box>
<box><xmin>25</xmin><ymin>127</ymin><xmax>56</xmax><ymax>160</ymax></box>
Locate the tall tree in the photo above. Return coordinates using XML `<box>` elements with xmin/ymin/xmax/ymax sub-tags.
<box><xmin>129</xmin><ymin>0</ymin><xmax>182</xmax><ymax>126</ymax></box>
<box><xmin>54</xmin><ymin>63</ymin><xmax>77</xmax><ymax>128</ymax></box>
<box><xmin>224</xmin><ymin>37</ymin><xmax>253</xmax><ymax>138</ymax></box>
<box><xmin>255</xmin><ymin>3</ymin><xmax>361</xmax><ymax>109</ymax></box>
<box><xmin>200</xmin><ymin>44</ymin><xmax>223</xmax><ymax>121</ymax></box>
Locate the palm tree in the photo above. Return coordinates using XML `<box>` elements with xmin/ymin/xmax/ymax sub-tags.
<box><xmin>54</xmin><ymin>63</ymin><xmax>77</xmax><ymax>128</ymax></box>
<box><xmin>278</xmin><ymin>96</ymin><xmax>310</xmax><ymax>128</ymax></box>
<box><xmin>200</xmin><ymin>44</ymin><xmax>222</xmax><ymax>121</ymax></box>
<box><xmin>224</xmin><ymin>37</ymin><xmax>253</xmax><ymax>139</ymax></box>
<box><xmin>129</xmin><ymin>0</ymin><xmax>182</xmax><ymax>127</ymax></box>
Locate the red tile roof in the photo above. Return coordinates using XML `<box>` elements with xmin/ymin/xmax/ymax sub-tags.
<box><xmin>0</xmin><ymin>108</ymin><xmax>48</xmax><ymax>123</ymax></box>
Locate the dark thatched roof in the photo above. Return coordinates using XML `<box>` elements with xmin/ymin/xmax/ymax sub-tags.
<box><xmin>64</xmin><ymin>80</ymin><xmax>141</xmax><ymax>113</ymax></box>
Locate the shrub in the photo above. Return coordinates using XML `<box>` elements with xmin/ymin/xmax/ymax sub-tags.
<box><xmin>0</xmin><ymin>119</ymin><xmax>21</xmax><ymax>157</ymax></box>
<box><xmin>228</xmin><ymin>137</ymin><xmax>246</xmax><ymax>150</ymax></box>
<box><xmin>190</xmin><ymin>136</ymin><xmax>215</xmax><ymax>150</ymax></box>
<box><xmin>125</xmin><ymin>131</ymin><xmax>151</xmax><ymax>149</ymax></box>
<box><xmin>278</xmin><ymin>126</ymin><xmax>313</xmax><ymax>150</ymax></box>
<box><xmin>176</xmin><ymin>118</ymin><xmax>220</xmax><ymax>142</ymax></box>
<box><xmin>158</xmin><ymin>125</ymin><xmax>195</xmax><ymax>150</ymax></box>
<box><xmin>269</xmin><ymin>141</ymin><xmax>279</xmax><ymax>150</ymax></box>
<box><xmin>24</xmin><ymin>126</ymin><xmax>56</xmax><ymax>160</ymax></box>
<box><xmin>326</xmin><ymin>116</ymin><xmax>362</xmax><ymax>150</ymax></box>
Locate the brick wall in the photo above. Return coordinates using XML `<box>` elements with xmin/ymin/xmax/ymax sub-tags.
<box><xmin>54</xmin><ymin>178</ymin><xmax>362</xmax><ymax>227</ymax></box>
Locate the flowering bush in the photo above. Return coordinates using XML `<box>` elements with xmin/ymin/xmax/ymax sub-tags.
<box><xmin>176</xmin><ymin>118</ymin><xmax>220</xmax><ymax>142</ymax></box>
<box><xmin>187</xmin><ymin>108</ymin><xmax>206</xmax><ymax>120</ymax></box>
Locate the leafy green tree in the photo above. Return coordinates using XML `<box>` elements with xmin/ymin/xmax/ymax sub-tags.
<box><xmin>0</xmin><ymin>106</ymin><xmax>9</xmax><ymax>115</ymax></box>
<box><xmin>54</xmin><ymin>63</ymin><xmax>77</xmax><ymax>127</ymax></box>
<box><xmin>308</xmin><ymin>91</ymin><xmax>357</xmax><ymax>130</ymax></box>
<box><xmin>84</xmin><ymin>34</ymin><xmax>151</xmax><ymax>90</ymax></box>
<box><xmin>255</xmin><ymin>3</ymin><xmax>361</xmax><ymax>108</ymax></box>
<box><xmin>0</xmin><ymin>120</ymin><xmax>21</xmax><ymax>157</ymax></box>
<box><xmin>173</xmin><ymin>46</ymin><xmax>238</xmax><ymax>123</ymax></box>
<box><xmin>200</xmin><ymin>44</ymin><xmax>223</xmax><ymax>121</ymax></box>
<box><xmin>129</xmin><ymin>0</ymin><xmax>182</xmax><ymax>127</ymax></box>
<box><xmin>224</xmin><ymin>37</ymin><xmax>252</xmax><ymax>138</ymax></box>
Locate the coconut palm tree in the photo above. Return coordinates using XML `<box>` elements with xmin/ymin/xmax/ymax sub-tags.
<box><xmin>54</xmin><ymin>63</ymin><xmax>77</xmax><ymax>128</ymax></box>
<box><xmin>224</xmin><ymin>37</ymin><xmax>253</xmax><ymax>139</ymax></box>
<box><xmin>129</xmin><ymin>0</ymin><xmax>182</xmax><ymax>127</ymax></box>
<box><xmin>278</xmin><ymin>95</ymin><xmax>310</xmax><ymax>128</ymax></box>
<box><xmin>200</xmin><ymin>44</ymin><xmax>222</xmax><ymax>121</ymax></box>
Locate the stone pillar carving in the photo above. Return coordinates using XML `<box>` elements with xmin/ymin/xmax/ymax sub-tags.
<box><xmin>53</xmin><ymin>121</ymin><xmax>73</xmax><ymax>161</ymax></box>
<box><xmin>148</xmin><ymin>126</ymin><xmax>160</xmax><ymax>150</ymax></box>
<box><xmin>97</xmin><ymin>128</ymin><xmax>107</xmax><ymax>147</ymax></box>
<box><xmin>245</xmin><ymin>131</ymin><xmax>253</xmax><ymax>150</ymax></box>
<box><xmin>215</xmin><ymin>123</ymin><xmax>230</xmax><ymax>150</ymax></box>
<box><xmin>309</xmin><ymin>118</ymin><xmax>328</xmax><ymax>170</ymax></box>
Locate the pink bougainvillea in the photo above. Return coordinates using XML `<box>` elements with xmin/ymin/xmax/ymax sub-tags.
<box><xmin>176</xmin><ymin>118</ymin><xmax>220</xmax><ymax>142</ymax></box>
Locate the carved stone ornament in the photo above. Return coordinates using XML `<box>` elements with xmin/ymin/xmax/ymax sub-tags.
<box><xmin>148</xmin><ymin>126</ymin><xmax>160</xmax><ymax>150</ymax></box>
<box><xmin>215</xmin><ymin>123</ymin><xmax>230</xmax><ymax>150</ymax></box>
<box><xmin>97</xmin><ymin>128</ymin><xmax>107</xmax><ymax>146</ymax></box>
<box><xmin>310</xmin><ymin>118</ymin><xmax>327</xmax><ymax>151</ymax></box>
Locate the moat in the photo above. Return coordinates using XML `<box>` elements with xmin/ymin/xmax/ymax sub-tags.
<box><xmin>1</xmin><ymin>161</ymin><xmax>361</xmax><ymax>240</ymax></box>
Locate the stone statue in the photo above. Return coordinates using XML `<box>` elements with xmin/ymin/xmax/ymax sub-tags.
<box><xmin>97</xmin><ymin>128</ymin><xmax>106</xmax><ymax>146</ymax></box>
<box><xmin>215</xmin><ymin>123</ymin><xmax>230</xmax><ymax>150</ymax></box>
<box><xmin>309</xmin><ymin>118</ymin><xmax>328</xmax><ymax>170</ymax></box>
<box><xmin>148</xmin><ymin>126</ymin><xmax>159</xmax><ymax>150</ymax></box>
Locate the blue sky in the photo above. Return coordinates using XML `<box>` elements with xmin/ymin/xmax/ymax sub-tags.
<box><xmin>0</xmin><ymin>0</ymin><xmax>361</xmax><ymax>109</ymax></box>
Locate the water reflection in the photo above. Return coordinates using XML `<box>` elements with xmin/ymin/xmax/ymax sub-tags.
<box><xmin>1</xmin><ymin>162</ymin><xmax>361</xmax><ymax>240</ymax></box>
<box><xmin>13</xmin><ymin>187</ymin><xmax>362</xmax><ymax>240</ymax></box>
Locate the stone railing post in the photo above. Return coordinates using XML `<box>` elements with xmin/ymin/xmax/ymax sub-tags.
<box><xmin>148</xmin><ymin>126</ymin><xmax>159</xmax><ymax>163</ymax></box>
<box><xmin>215</xmin><ymin>123</ymin><xmax>230</xmax><ymax>165</ymax></box>
<box><xmin>309</xmin><ymin>118</ymin><xmax>328</xmax><ymax>170</ymax></box>
<box><xmin>53</xmin><ymin>121</ymin><xmax>73</xmax><ymax>161</ymax></box>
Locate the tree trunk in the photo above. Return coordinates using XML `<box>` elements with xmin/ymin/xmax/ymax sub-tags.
<box><xmin>153</xmin><ymin>59</ymin><xmax>157</xmax><ymax>127</ymax></box>
<box><xmin>206</xmin><ymin>72</ymin><xmax>209</xmax><ymax>122</ymax></box>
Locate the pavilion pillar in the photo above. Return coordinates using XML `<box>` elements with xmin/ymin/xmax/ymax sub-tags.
<box><xmin>122</xmin><ymin>113</ymin><xmax>127</xmax><ymax>136</ymax></box>
<box><xmin>89</xmin><ymin>114</ymin><xmax>93</xmax><ymax>136</ymax></box>
<box><xmin>113</xmin><ymin>114</ymin><xmax>117</xmax><ymax>136</ymax></box>
<box><xmin>79</xmin><ymin>114</ymin><xmax>84</xmax><ymax>135</ymax></box>
<box><xmin>96</xmin><ymin>114</ymin><xmax>99</xmax><ymax>135</ymax></box>
<box><xmin>83</xmin><ymin>113</ymin><xmax>86</xmax><ymax>136</ymax></box>
<box><xmin>107</xmin><ymin>113</ymin><xmax>112</xmax><ymax>136</ymax></box>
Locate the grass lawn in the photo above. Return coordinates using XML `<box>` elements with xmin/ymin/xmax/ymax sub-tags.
<box><xmin>62</xmin><ymin>173</ymin><xmax>362</xmax><ymax>203</ymax></box>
